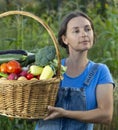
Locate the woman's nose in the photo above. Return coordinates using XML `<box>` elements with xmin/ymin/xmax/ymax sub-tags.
<box><xmin>81</xmin><ymin>30</ymin><xmax>87</xmax><ymax>37</ymax></box>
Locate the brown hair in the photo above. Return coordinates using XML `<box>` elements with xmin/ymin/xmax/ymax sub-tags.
<box><xmin>58</xmin><ymin>11</ymin><xmax>95</xmax><ymax>53</ymax></box>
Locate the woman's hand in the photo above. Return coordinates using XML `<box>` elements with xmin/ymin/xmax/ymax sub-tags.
<box><xmin>44</xmin><ymin>106</ymin><xmax>65</xmax><ymax>120</ymax></box>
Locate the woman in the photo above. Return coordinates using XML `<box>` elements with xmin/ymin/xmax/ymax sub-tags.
<box><xmin>35</xmin><ymin>11</ymin><xmax>114</xmax><ymax>130</ymax></box>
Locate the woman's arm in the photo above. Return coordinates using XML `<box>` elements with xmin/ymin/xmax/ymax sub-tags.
<box><xmin>44</xmin><ymin>84</ymin><xmax>114</xmax><ymax>125</ymax></box>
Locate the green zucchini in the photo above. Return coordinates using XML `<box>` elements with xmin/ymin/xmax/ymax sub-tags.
<box><xmin>20</xmin><ymin>54</ymin><xmax>35</xmax><ymax>67</ymax></box>
<box><xmin>0</xmin><ymin>54</ymin><xmax>27</xmax><ymax>64</ymax></box>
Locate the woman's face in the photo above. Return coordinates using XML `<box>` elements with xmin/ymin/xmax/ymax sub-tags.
<box><xmin>62</xmin><ymin>16</ymin><xmax>94</xmax><ymax>53</ymax></box>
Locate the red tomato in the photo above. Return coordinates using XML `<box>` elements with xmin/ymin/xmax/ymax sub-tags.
<box><xmin>7</xmin><ymin>60</ymin><xmax>21</xmax><ymax>74</ymax></box>
<box><xmin>26</xmin><ymin>73</ymin><xmax>34</xmax><ymax>80</ymax></box>
<box><xmin>0</xmin><ymin>63</ymin><xmax>8</xmax><ymax>73</ymax></box>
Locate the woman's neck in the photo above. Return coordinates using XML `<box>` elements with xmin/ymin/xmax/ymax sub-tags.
<box><xmin>67</xmin><ymin>51</ymin><xmax>88</xmax><ymax>66</ymax></box>
<box><xmin>65</xmin><ymin>52</ymin><xmax>89</xmax><ymax>77</ymax></box>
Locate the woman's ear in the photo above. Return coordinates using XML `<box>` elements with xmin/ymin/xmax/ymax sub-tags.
<box><xmin>62</xmin><ymin>35</ymin><xmax>68</xmax><ymax>45</ymax></box>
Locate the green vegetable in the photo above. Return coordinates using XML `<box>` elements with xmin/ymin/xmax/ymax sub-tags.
<box><xmin>0</xmin><ymin>54</ymin><xmax>27</xmax><ymax>64</ymax></box>
<box><xmin>20</xmin><ymin>54</ymin><xmax>35</xmax><ymax>67</ymax></box>
<box><xmin>0</xmin><ymin>72</ymin><xmax>8</xmax><ymax>78</ymax></box>
<box><xmin>50</xmin><ymin>59</ymin><xmax>67</xmax><ymax>75</ymax></box>
<box><xmin>35</xmin><ymin>46</ymin><xmax>56</xmax><ymax>67</ymax></box>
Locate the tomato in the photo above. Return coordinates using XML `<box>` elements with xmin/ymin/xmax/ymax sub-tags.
<box><xmin>7</xmin><ymin>60</ymin><xmax>22</xmax><ymax>74</ymax></box>
<box><xmin>0</xmin><ymin>63</ymin><xmax>8</xmax><ymax>73</ymax></box>
<box><xmin>26</xmin><ymin>73</ymin><xmax>34</xmax><ymax>80</ymax></box>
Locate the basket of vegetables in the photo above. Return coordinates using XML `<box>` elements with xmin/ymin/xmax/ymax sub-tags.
<box><xmin>0</xmin><ymin>11</ymin><xmax>65</xmax><ymax>119</ymax></box>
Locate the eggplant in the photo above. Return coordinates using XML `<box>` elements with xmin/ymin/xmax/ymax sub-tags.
<box><xmin>0</xmin><ymin>49</ymin><xmax>27</xmax><ymax>55</ymax></box>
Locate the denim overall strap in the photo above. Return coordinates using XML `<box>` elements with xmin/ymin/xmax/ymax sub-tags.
<box><xmin>84</xmin><ymin>63</ymin><xmax>99</xmax><ymax>86</ymax></box>
<box><xmin>35</xmin><ymin>63</ymin><xmax>99</xmax><ymax>130</ymax></box>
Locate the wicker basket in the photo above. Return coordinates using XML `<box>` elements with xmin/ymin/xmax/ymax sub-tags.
<box><xmin>0</xmin><ymin>11</ymin><xmax>61</xmax><ymax>119</ymax></box>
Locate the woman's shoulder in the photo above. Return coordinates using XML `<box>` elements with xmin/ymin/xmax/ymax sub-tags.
<box><xmin>89</xmin><ymin>60</ymin><xmax>114</xmax><ymax>82</ymax></box>
<box><xmin>89</xmin><ymin>61</ymin><xmax>115</xmax><ymax>87</ymax></box>
<box><xmin>89</xmin><ymin>60</ymin><xmax>109</xmax><ymax>71</ymax></box>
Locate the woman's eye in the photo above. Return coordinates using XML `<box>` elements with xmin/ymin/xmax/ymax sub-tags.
<box><xmin>85</xmin><ymin>27</ymin><xmax>91</xmax><ymax>32</ymax></box>
<box><xmin>73</xmin><ymin>30</ymin><xmax>79</xmax><ymax>33</ymax></box>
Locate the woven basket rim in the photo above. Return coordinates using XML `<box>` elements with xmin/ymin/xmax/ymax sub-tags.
<box><xmin>0</xmin><ymin>77</ymin><xmax>60</xmax><ymax>85</ymax></box>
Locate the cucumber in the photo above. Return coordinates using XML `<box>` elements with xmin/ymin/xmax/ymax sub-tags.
<box><xmin>0</xmin><ymin>54</ymin><xmax>27</xmax><ymax>64</ymax></box>
<box><xmin>0</xmin><ymin>49</ymin><xmax>27</xmax><ymax>55</ymax></box>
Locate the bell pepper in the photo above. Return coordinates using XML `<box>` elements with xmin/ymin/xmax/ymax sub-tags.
<box><xmin>40</xmin><ymin>65</ymin><xmax>54</xmax><ymax>80</ymax></box>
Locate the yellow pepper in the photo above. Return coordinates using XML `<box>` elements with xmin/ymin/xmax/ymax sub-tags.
<box><xmin>40</xmin><ymin>65</ymin><xmax>54</xmax><ymax>80</ymax></box>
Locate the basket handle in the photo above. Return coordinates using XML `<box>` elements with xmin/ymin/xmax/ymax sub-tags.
<box><xmin>0</xmin><ymin>10</ymin><xmax>61</xmax><ymax>78</ymax></box>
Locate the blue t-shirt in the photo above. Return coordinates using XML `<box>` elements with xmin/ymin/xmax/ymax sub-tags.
<box><xmin>60</xmin><ymin>59</ymin><xmax>114</xmax><ymax>110</ymax></box>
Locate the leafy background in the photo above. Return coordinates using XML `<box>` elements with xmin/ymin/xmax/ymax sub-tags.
<box><xmin>0</xmin><ymin>0</ymin><xmax>117</xmax><ymax>129</ymax></box>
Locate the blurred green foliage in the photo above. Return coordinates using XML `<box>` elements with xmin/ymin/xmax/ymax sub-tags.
<box><xmin>88</xmin><ymin>6</ymin><xmax>118</xmax><ymax>79</ymax></box>
<box><xmin>0</xmin><ymin>116</ymin><xmax>36</xmax><ymax>130</ymax></box>
<box><xmin>0</xmin><ymin>0</ymin><xmax>117</xmax><ymax>130</ymax></box>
